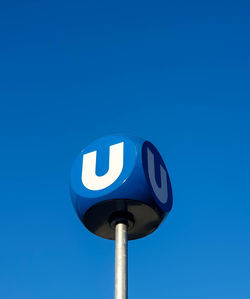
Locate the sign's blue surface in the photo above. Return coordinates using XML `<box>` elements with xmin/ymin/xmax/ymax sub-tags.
<box><xmin>70</xmin><ymin>135</ymin><xmax>173</xmax><ymax>240</ymax></box>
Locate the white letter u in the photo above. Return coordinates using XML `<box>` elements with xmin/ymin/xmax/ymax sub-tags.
<box><xmin>147</xmin><ymin>148</ymin><xmax>168</xmax><ymax>204</ymax></box>
<box><xmin>81</xmin><ymin>142</ymin><xmax>124</xmax><ymax>191</ymax></box>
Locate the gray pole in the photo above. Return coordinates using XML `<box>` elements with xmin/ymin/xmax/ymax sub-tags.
<box><xmin>115</xmin><ymin>222</ymin><xmax>128</xmax><ymax>299</ymax></box>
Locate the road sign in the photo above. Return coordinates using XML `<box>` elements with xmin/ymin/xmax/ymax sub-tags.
<box><xmin>70</xmin><ymin>135</ymin><xmax>173</xmax><ymax>299</ymax></box>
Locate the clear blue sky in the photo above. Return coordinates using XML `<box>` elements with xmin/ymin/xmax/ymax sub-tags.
<box><xmin>1</xmin><ymin>1</ymin><xmax>250</xmax><ymax>298</ymax></box>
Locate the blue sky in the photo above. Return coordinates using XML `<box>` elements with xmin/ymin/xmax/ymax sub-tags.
<box><xmin>1</xmin><ymin>0</ymin><xmax>250</xmax><ymax>298</ymax></box>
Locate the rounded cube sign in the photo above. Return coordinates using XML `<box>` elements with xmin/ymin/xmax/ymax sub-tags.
<box><xmin>70</xmin><ymin>135</ymin><xmax>173</xmax><ymax>240</ymax></box>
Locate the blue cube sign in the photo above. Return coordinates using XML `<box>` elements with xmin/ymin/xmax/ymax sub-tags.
<box><xmin>70</xmin><ymin>135</ymin><xmax>172</xmax><ymax>240</ymax></box>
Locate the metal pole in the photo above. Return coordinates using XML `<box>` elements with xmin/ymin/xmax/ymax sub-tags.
<box><xmin>115</xmin><ymin>222</ymin><xmax>128</xmax><ymax>299</ymax></box>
